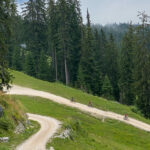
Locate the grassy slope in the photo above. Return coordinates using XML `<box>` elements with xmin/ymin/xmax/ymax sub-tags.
<box><xmin>13</xmin><ymin>95</ymin><xmax>150</xmax><ymax>150</ymax></box>
<box><xmin>12</xmin><ymin>70</ymin><xmax>150</xmax><ymax>124</ymax></box>
<box><xmin>0</xmin><ymin>121</ymin><xmax>40</xmax><ymax>150</ymax></box>
<box><xmin>0</xmin><ymin>94</ymin><xmax>40</xmax><ymax>150</ymax></box>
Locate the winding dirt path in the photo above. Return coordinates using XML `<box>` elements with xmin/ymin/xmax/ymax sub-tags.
<box><xmin>7</xmin><ymin>85</ymin><xmax>150</xmax><ymax>132</ymax></box>
<box><xmin>16</xmin><ymin>113</ymin><xmax>61</xmax><ymax>150</ymax></box>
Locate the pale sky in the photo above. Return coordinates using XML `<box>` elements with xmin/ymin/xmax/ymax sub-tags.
<box><xmin>17</xmin><ymin>0</ymin><xmax>150</xmax><ymax>25</ymax></box>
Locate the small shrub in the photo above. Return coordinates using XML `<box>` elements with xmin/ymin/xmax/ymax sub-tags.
<box><xmin>130</xmin><ymin>106</ymin><xmax>142</xmax><ymax>115</ymax></box>
<box><xmin>0</xmin><ymin>119</ymin><xmax>10</xmax><ymax>131</ymax></box>
<box><xmin>0</xmin><ymin>100</ymin><xmax>8</xmax><ymax>108</ymax></box>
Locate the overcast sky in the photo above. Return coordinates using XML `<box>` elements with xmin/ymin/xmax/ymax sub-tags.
<box><xmin>17</xmin><ymin>0</ymin><xmax>150</xmax><ymax>25</ymax></box>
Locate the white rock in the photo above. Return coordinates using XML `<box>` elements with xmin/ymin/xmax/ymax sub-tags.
<box><xmin>50</xmin><ymin>146</ymin><xmax>55</xmax><ymax>150</ymax></box>
<box><xmin>14</xmin><ymin>121</ymin><xmax>25</xmax><ymax>134</ymax></box>
<box><xmin>54</xmin><ymin>129</ymin><xmax>71</xmax><ymax>139</ymax></box>
<box><xmin>0</xmin><ymin>137</ymin><xmax>9</xmax><ymax>143</ymax></box>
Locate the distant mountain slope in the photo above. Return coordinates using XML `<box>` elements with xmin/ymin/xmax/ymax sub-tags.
<box><xmin>92</xmin><ymin>23</ymin><xmax>131</xmax><ymax>47</ymax></box>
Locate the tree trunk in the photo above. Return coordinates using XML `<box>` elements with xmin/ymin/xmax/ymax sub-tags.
<box><xmin>64</xmin><ymin>57</ymin><xmax>69</xmax><ymax>85</ymax></box>
<box><xmin>52</xmin><ymin>48</ymin><xmax>55</xmax><ymax>68</ymax></box>
<box><xmin>62</xmin><ymin>33</ymin><xmax>69</xmax><ymax>85</ymax></box>
<box><xmin>54</xmin><ymin>48</ymin><xmax>58</xmax><ymax>81</ymax></box>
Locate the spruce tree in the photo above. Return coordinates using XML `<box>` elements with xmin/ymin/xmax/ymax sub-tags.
<box><xmin>8</xmin><ymin>9</ymin><xmax>22</xmax><ymax>69</ymax></box>
<box><xmin>107</xmin><ymin>33</ymin><xmax>119</xmax><ymax>100</ymax></box>
<box><xmin>77</xmin><ymin>10</ymin><xmax>96</xmax><ymax>93</ymax></box>
<box><xmin>67</xmin><ymin>0</ymin><xmax>82</xmax><ymax>85</ymax></box>
<box><xmin>102</xmin><ymin>75</ymin><xmax>114</xmax><ymax>100</ymax></box>
<box><xmin>23</xmin><ymin>0</ymin><xmax>47</xmax><ymax>76</ymax></box>
<box><xmin>93</xmin><ymin>29</ymin><xmax>103</xmax><ymax>95</ymax></box>
<box><xmin>12</xmin><ymin>47</ymin><xmax>22</xmax><ymax>71</ymax></box>
<box><xmin>56</xmin><ymin>0</ymin><xmax>71</xmax><ymax>85</ymax></box>
<box><xmin>134</xmin><ymin>12</ymin><xmax>150</xmax><ymax>117</ymax></box>
<box><xmin>56</xmin><ymin>0</ymin><xmax>82</xmax><ymax>85</ymax></box>
<box><xmin>99</xmin><ymin>29</ymin><xmax>108</xmax><ymax>75</ymax></box>
<box><xmin>0</xmin><ymin>0</ymin><xmax>15</xmax><ymax>90</ymax></box>
<box><xmin>24</xmin><ymin>52</ymin><xmax>36</xmax><ymax>77</ymax></box>
<box><xmin>38</xmin><ymin>51</ymin><xmax>50</xmax><ymax>81</ymax></box>
<box><xmin>120</xmin><ymin>25</ymin><xmax>135</xmax><ymax>105</ymax></box>
<box><xmin>48</xmin><ymin>0</ymin><xmax>58</xmax><ymax>81</ymax></box>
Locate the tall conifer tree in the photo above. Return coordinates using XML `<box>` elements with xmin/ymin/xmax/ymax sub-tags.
<box><xmin>99</xmin><ymin>29</ymin><xmax>108</xmax><ymax>75</ymax></box>
<box><xmin>120</xmin><ymin>25</ymin><xmax>135</xmax><ymax>105</ymax></box>
<box><xmin>0</xmin><ymin>0</ymin><xmax>15</xmax><ymax>90</ymax></box>
<box><xmin>77</xmin><ymin>10</ymin><xmax>96</xmax><ymax>93</ymax></box>
<box><xmin>56</xmin><ymin>0</ymin><xmax>70</xmax><ymax>85</ymax></box>
<box><xmin>23</xmin><ymin>0</ymin><xmax>47</xmax><ymax>76</ymax></box>
<box><xmin>134</xmin><ymin>12</ymin><xmax>150</xmax><ymax>117</ymax></box>
<box><xmin>107</xmin><ymin>34</ymin><xmax>119</xmax><ymax>100</ymax></box>
<box><xmin>48</xmin><ymin>0</ymin><xmax>58</xmax><ymax>81</ymax></box>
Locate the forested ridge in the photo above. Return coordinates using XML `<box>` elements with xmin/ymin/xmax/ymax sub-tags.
<box><xmin>1</xmin><ymin>0</ymin><xmax>150</xmax><ymax>118</ymax></box>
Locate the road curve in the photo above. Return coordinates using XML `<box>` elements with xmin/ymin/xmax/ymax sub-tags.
<box><xmin>7</xmin><ymin>85</ymin><xmax>150</xmax><ymax>132</ymax></box>
<box><xmin>16</xmin><ymin>113</ymin><xmax>61</xmax><ymax>150</ymax></box>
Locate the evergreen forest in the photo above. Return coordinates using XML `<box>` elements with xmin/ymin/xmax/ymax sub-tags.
<box><xmin>1</xmin><ymin>0</ymin><xmax>150</xmax><ymax>118</ymax></box>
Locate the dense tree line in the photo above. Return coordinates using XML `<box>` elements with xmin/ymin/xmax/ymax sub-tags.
<box><xmin>1</xmin><ymin>0</ymin><xmax>150</xmax><ymax>118</ymax></box>
<box><xmin>0</xmin><ymin>0</ymin><xmax>15</xmax><ymax>90</ymax></box>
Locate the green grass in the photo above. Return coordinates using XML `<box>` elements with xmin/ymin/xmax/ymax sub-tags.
<box><xmin>0</xmin><ymin>93</ymin><xmax>26</xmax><ymax>141</ymax></box>
<box><xmin>0</xmin><ymin>94</ymin><xmax>40</xmax><ymax>150</ymax></box>
<box><xmin>12</xmin><ymin>70</ymin><xmax>150</xmax><ymax>124</ymax></box>
<box><xmin>12</xmin><ymin>95</ymin><xmax>150</xmax><ymax>150</ymax></box>
<box><xmin>0</xmin><ymin>121</ymin><xmax>40</xmax><ymax>150</ymax></box>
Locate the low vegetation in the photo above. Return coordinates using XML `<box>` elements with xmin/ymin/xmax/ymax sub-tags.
<box><xmin>13</xmin><ymin>95</ymin><xmax>150</xmax><ymax>150</ymax></box>
<box><xmin>0</xmin><ymin>93</ymin><xmax>25</xmax><ymax>136</ymax></box>
<box><xmin>0</xmin><ymin>93</ymin><xmax>40</xmax><ymax>150</ymax></box>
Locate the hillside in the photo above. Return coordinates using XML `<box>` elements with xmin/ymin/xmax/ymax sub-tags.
<box><xmin>0</xmin><ymin>93</ymin><xmax>39</xmax><ymax>150</ymax></box>
<box><xmin>12</xmin><ymin>70</ymin><xmax>150</xmax><ymax>124</ymax></box>
<box><xmin>8</xmin><ymin>70</ymin><xmax>150</xmax><ymax>149</ymax></box>
<box><xmin>1</xmin><ymin>0</ymin><xmax>150</xmax><ymax>149</ymax></box>
<box><xmin>11</xmin><ymin>96</ymin><xmax>150</xmax><ymax>150</ymax></box>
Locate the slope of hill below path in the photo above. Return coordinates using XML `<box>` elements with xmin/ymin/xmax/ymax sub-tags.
<box><xmin>13</xmin><ymin>95</ymin><xmax>150</xmax><ymax>150</ymax></box>
<box><xmin>0</xmin><ymin>93</ymin><xmax>39</xmax><ymax>150</ymax></box>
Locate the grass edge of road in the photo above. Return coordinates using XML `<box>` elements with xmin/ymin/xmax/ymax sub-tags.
<box><xmin>0</xmin><ymin>120</ymin><xmax>40</xmax><ymax>150</ymax></box>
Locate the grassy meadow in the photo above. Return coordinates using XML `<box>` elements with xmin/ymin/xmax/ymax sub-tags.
<box><xmin>12</xmin><ymin>70</ymin><xmax>150</xmax><ymax>124</ymax></box>
<box><xmin>12</xmin><ymin>95</ymin><xmax>150</xmax><ymax>150</ymax></box>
